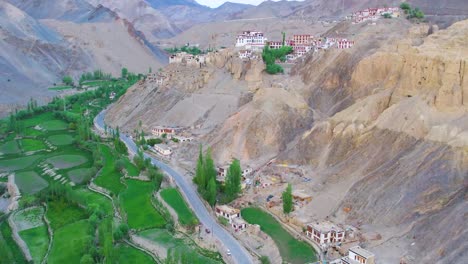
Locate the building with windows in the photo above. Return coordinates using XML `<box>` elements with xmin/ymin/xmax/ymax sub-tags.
<box><xmin>292</xmin><ymin>34</ymin><xmax>313</xmax><ymax>45</ymax></box>
<box><xmin>337</xmin><ymin>39</ymin><xmax>355</xmax><ymax>49</ymax></box>
<box><xmin>152</xmin><ymin>144</ymin><xmax>172</xmax><ymax>156</ymax></box>
<box><xmin>151</xmin><ymin>126</ymin><xmax>180</xmax><ymax>138</ymax></box>
<box><xmin>215</xmin><ymin>205</ymin><xmax>240</xmax><ymax>223</ymax></box>
<box><xmin>236</xmin><ymin>31</ymin><xmax>268</xmax><ymax>51</ymax></box>
<box><xmin>331</xmin><ymin>246</ymin><xmax>375</xmax><ymax>264</ymax></box>
<box><xmin>306</xmin><ymin>221</ymin><xmax>345</xmax><ymax>247</ymax></box>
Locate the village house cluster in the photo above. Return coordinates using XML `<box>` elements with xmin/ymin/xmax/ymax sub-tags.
<box><xmin>352</xmin><ymin>7</ymin><xmax>400</xmax><ymax>23</ymax></box>
<box><xmin>235</xmin><ymin>31</ymin><xmax>355</xmax><ymax>61</ymax></box>
<box><xmin>168</xmin><ymin>52</ymin><xmax>208</xmax><ymax>67</ymax></box>
<box><xmin>215</xmin><ymin>205</ymin><xmax>248</xmax><ymax>232</ymax></box>
<box><xmin>217</xmin><ymin>164</ymin><xmax>253</xmax><ymax>189</ymax></box>
<box><xmin>149</xmin><ymin>126</ymin><xmax>193</xmax><ymax>156</ymax></box>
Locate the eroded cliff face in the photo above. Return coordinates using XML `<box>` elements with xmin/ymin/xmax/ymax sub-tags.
<box><xmin>107</xmin><ymin>19</ymin><xmax>467</xmax><ymax>263</ymax></box>
<box><xmin>285</xmin><ymin>20</ymin><xmax>468</xmax><ymax>263</ymax></box>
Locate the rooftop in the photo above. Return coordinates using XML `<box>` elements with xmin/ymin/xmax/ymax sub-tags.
<box><xmin>308</xmin><ymin>221</ymin><xmax>343</xmax><ymax>233</ymax></box>
<box><xmin>349</xmin><ymin>246</ymin><xmax>375</xmax><ymax>259</ymax></box>
<box><xmin>216</xmin><ymin>205</ymin><xmax>240</xmax><ymax>215</ymax></box>
<box><xmin>292</xmin><ymin>190</ymin><xmax>312</xmax><ymax>199</ymax></box>
<box><xmin>154</xmin><ymin>144</ymin><xmax>172</xmax><ymax>151</ymax></box>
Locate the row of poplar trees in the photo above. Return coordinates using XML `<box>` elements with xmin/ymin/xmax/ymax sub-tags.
<box><xmin>193</xmin><ymin>146</ymin><xmax>242</xmax><ymax>206</ymax></box>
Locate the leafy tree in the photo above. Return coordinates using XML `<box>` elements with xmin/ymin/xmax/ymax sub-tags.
<box><xmin>382</xmin><ymin>13</ymin><xmax>392</xmax><ymax>19</ymax></box>
<box><xmin>282</xmin><ymin>183</ymin><xmax>293</xmax><ymax>214</ymax></box>
<box><xmin>260</xmin><ymin>256</ymin><xmax>271</xmax><ymax>264</ymax></box>
<box><xmin>400</xmin><ymin>2</ymin><xmax>411</xmax><ymax>11</ymax></box>
<box><xmin>194</xmin><ymin>146</ymin><xmax>205</xmax><ymax>187</ymax></box>
<box><xmin>62</xmin><ymin>75</ymin><xmax>74</xmax><ymax>86</ymax></box>
<box><xmin>121</xmin><ymin>68</ymin><xmax>128</xmax><ymax>79</ymax></box>
<box><xmin>207</xmin><ymin>177</ymin><xmax>217</xmax><ymax>206</ymax></box>
<box><xmin>266</xmin><ymin>64</ymin><xmax>284</xmax><ymax>74</ymax></box>
<box><xmin>80</xmin><ymin>254</ymin><xmax>93</xmax><ymax>264</ymax></box>
<box><xmin>225</xmin><ymin>159</ymin><xmax>242</xmax><ymax>202</ymax></box>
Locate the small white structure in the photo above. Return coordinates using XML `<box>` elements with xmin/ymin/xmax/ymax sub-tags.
<box><xmin>173</xmin><ymin>135</ymin><xmax>193</xmax><ymax>143</ymax></box>
<box><xmin>231</xmin><ymin>217</ymin><xmax>247</xmax><ymax>231</ymax></box>
<box><xmin>153</xmin><ymin>144</ymin><xmax>172</xmax><ymax>156</ymax></box>
<box><xmin>306</xmin><ymin>221</ymin><xmax>345</xmax><ymax>247</ymax></box>
<box><xmin>238</xmin><ymin>49</ymin><xmax>253</xmax><ymax>59</ymax></box>
<box><xmin>109</xmin><ymin>92</ymin><xmax>116</xmax><ymax>100</ymax></box>
<box><xmin>215</xmin><ymin>205</ymin><xmax>240</xmax><ymax>223</ymax></box>
<box><xmin>337</xmin><ymin>39</ymin><xmax>355</xmax><ymax>49</ymax></box>
<box><xmin>241</xmin><ymin>168</ymin><xmax>253</xmax><ymax>178</ymax></box>
<box><xmin>236</xmin><ymin>31</ymin><xmax>268</xmax><ymax>51</ymax></box>
<box><xmin>333</xmin><ymin>246</ymin><xmax>375</xmax><ymax>264</ymax></box>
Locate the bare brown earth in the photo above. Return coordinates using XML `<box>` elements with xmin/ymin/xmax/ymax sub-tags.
<box><xmin>107</xmin><ymin>18</ymin><xmax>468</xmax><ymax>263</ymax></box>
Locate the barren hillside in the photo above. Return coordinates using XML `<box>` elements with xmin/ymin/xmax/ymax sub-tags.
<box><xmin>106</xmin><ymin>17</ymin><xmax>468</xmax><ymax>263</ymax></box>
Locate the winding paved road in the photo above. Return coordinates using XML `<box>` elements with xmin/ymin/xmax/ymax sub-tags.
<box><xmin>94</xmin><ymin>110</ymin><xmax>254</xmax><ymax>264</ymax></box>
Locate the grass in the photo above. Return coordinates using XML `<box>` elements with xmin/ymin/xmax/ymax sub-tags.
<box><xmin>94</xmin><ymin>144</ymin><xmax>126</xmax><ymax>195</ymax></box>
<box><xmin>160</xmin><ymin>188</ymin><xmax>198</xmax><ymax>226</ymax></box>
<box><xmin>47</xmin><ymin>220</ymin><xmax>92</xmax><ymax>264</ymax></box>
<box><xmin>20</xmin><ymin>138</ymin><xmax>47</xmax><ymax>152</ymax></box>
<box><xmin>115</xmin><ymin>244</ymin><xmax>154</xmax><ymax>264</ymax></box>
<box><xmin>46</xmin><ymin>200</ymin><xmax>88</xmax><ymax>231</ymax></box>
<box><xmin>0</xmin><ymin>155</ymin><xmax>42</xmax><ymax>172</ymax></box>
<box><xmin>47</xmin><ymin>134</ymin><xmax>74</xmax><ymax>146</ymax></box>
<box><xmin>0</xmin><ymin>221</ymin><xmax>28</xmax><ymax>264</ymax></box>
<box><xmin>120</xmin><ymin>179</ymin><xmax>166</xmax><ymax>230</ymax></box>
<box><xmin>67</xmin><ymin>168</ymin><xmax>95</xmax><ymax>184</ymax></box>
<box><xmin>48</xmin><ymin>86</ymin><xmax>73</xmax><ymax>91</ymax></box>
<box><xmin>139</xmin><ymin>229</ymin><xmax>222</xmax><ymax>264</ymax></box>
<box><xmin>23</xmin><ymin>127</ymin><xmax>43</xmax><ymax>137</ymax></box>
<box><xmin>74</xmin><ymin>188</ymin><xmax>113</xmax><ymax>217</ymax></box>
<box><xmin>19</xmin><ymin>225</ymin><xmax>49</xmax><ymax>263</ymax></box>
<box><xmin>41</xmin><ymin>120</ymin><xmax>68</xmax><ymax>131</ymax></box>
<box><xmin>241</xmin><ymin>208</ymin><xmax>317</xmax><ymax>264</ymax></box>
<box><xmin>46</xmin><ymin>154</ymin><xmax>88</xmax><ymax>169</ymax></box>
<box><xmin>0</xmin><ymin>140</ymin><xmax>20</xmax><ymax>154</ymax></box>
<box><xmin>124</xmin><ymin>157</ymin><xmax>140</xmax><ymax>177</ymax></box>
<box><xmin>15</xmin><ymin>171</ymin><xmax>49</xmax><ymax>195</ymax></box>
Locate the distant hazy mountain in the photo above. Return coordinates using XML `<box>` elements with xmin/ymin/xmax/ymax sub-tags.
<box><xmin>8</xmin><ymin>0</ymin><xmax>115</xmax><ymax>22</ymax></box>
<box><xmin>0</xmin><ymin>0</ymin><xmax>165</xmax><ymax>115</ymax></box>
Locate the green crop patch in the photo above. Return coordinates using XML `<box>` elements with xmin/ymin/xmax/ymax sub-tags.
<box><xmin>47</xmin><ymin>134</ymin><xmax>74</xmax><ymax>146</ymax></box>
<box><xmin>19</xmin><ymin>225</ymin><xmax>49</xmax><ymax>264</ymax></box>
<box><xmin>0</xmin><ymin>155</ymin><xmax>42</xmax><ymax>172</ymax></box>
<box><xmin>15</xmin><ymin>171</ymin><xmax>48</xmax><ymax>194</ymax></box>
<box><xmin>94</xmin><ymin>144</ymin><xmax>126</xmax><ymax>195</ymax></box>
<box><xmin>47</xmin><ymin>220</ymin><xmax>92</xmax><ymax>264</ymax></box>
<box><xmin>0</xmin><ymin>140</ymin><xmax>20</xmax><ymax>154</ymax></box>
<box><xmin>120</xmin><ymin>180</ymin><xmax>166</xmax><ymax>229</ymax></box>
<box><xmin>41</xmin><ymin>120</ymin><xmax>68</xmax><ymax>131</ymax></box>
<box><xmin>20</xmin><ymin>138</ymin><xmax>47</xmax><ymax>152</ymax></box>
<box><xmin>46</xmin><ymin>155</ymin><xmax>88</xmax><ymax>169</ymax></box>
<box><xmin>67</xmin><ymin>168</ymin><xmax>95</xmax><ymax>184</ymax></box>
<box><xmin>161</xmin><ymin>188</ymin><xmax>198</xmax><ymax>226</ymax></box>
<box><xmin>46</xmin><ymin>200</ymin><xmax>88</xmax><ymax>231</ymax></box>
<box><xmin>48</xmin><ymin>86</ymin><xmax>73</xmax><ymax>91</ymax></box>
<box><xmin>115</xmin><ymin>244</ymin><xmax>154</xmax><ymax>264</ymax></box>
<box><xmin>241</xmin><ymin>208</ymin><xmax>317</xmax><ymax>264</ymax></box>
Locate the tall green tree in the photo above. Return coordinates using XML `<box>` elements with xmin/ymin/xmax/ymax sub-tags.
<box><xmin>62</xmin><ymin>75</ymin><xmax>74</xmax><ymax>86</ymax></box>
<box><xmin>194</xmin><ymin>146</ymin><xmax>205</xmax><ymax>188</ymax></box>
<box><xmin>282</xmin><ymin>183</ymin><xmax>293</xmax><ymax>214</ymax></box>
<box><xmin>225</xmin><ymin>159</ymin><xmax>242</xmax><ymax>202</ymax></box>
<box><xmin>203</xmin><ymin>148</ymin><xmax>217</xmax><ymax>189</ymax></box>
<box><xmin>121</xmin><ymin>68</ymin><xmax>128</xmax><ymax>79</ymax></box>
<box><xmin>207</xmin><ymin>177</ymin><xmax>217</xmax><ymax>206</ymax></box>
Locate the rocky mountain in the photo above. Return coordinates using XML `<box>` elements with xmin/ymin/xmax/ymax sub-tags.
<box><xmin>0</xmin><ymin>0</ymin><xmax>166</xmax><ymax>116</ymax></box>
<box><xmin>7</xmin><ymin>0</ymin><xmax>115</xmax><ymax>22</ymax></box>
<box><xmin>106</xmin><ymin>17</ymin><xmax>468</xmax><ymax>263</ymax></box>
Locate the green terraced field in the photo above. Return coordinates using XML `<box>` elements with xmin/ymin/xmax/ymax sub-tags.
<box><xmin>160</xmin><ymin>188</ymin><xmax>198</xmax><ymax>226</ymax></box>
<box><xmin>41</xmin><ymin>120</ymin><xmax>68</xmax><ymax>131</ymax></box>
<box><xmin>46</xmin><ymin>154</ymin><xmax>88</xmax><ymax>169</ymax></box>
<box><xmin>15</xmin><ymin>171</ymin><xmax>48</xmax><ymax>194</ymax></box>
<box><xmin>115</xmin><ymin>244</ymin><xmax>154</xmax><ymax>264</ymax></box>
<box><xmin>46</xmin><ymin>200</ymin><xmax>88</xmax><ymax>230</ymax></box>
<box><xmin>67</xmin><ymin>168</ymin><xmax>95</xmax><ymax>184</ymax></box>
<box><xmin>120</xmin><ymin>180</ymin><xmax>166</xmax><ymax>229</ymax></box>
<box><xmin>0</xmin><ymin>140</ymin><xmax>20</xmax><ymax>154</ymax></box>
<box><xmin>0</xmin><ymin>155</ymin><xmax>42</xmax><ymax>172</ymax></box>
<box><xmin>94</xmin><ymin>144</ymin><xmax>126</xmax><ymax>195</ymax></box>
<box><xmin>241</xmin><ymin>208</ymin><xmax>317</xmax><ymax>264</ymax></box>
<box><xmin>47</xmin><ymin>220</ymin><xmax>92</xmax><ymax>264</ymax></box>
<box><xmin>20</xmin><ymin>138</ymin><xmax>47</xmax><ymax>152</ymax></box>
<box><xmin>47</xmin><ymin>134</ymin><xmax>74</xmax><ymax>146</ymax></box>
<box><xmin>19</xmin><ymin>225</ymin><xmax>49</xmax><ymax>263</ymax></box>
